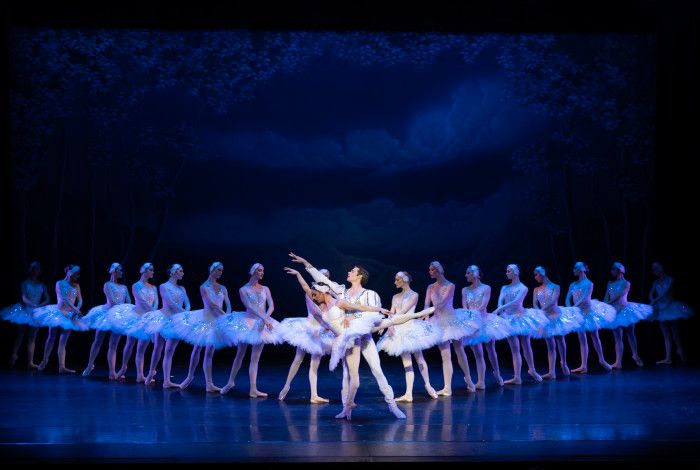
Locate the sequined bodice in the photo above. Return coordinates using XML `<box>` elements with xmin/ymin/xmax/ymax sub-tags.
<box><xmin>464</xmin><ymin>286</ymin><xmax>489</xmax><ymax>313</ymax></box>
<box><xmin>501</xmin><ymin>283</ymin><xmax>527</xmax><ymax>314</ymax></box>
<box><xmin>134</xmin><ymin>282</ymin><xmax>157</xmax><ymax>312</ymax></box>
<box><xmin>607</xmin><ymin>280</ymin><xmax>629</xmax><ymax>308</ymax></box>
<box><xmin>106</xmin><ymin>282</ymin><xmax>128</xmax><ymax>306</ymax></box>
<box><xmin>535</xmin><ymin>284</ymin><xmax>559</xmax><ymax>312</ymax></box>
<box><xmin>392</xmin><ymin>291</ymin><xmax>417</xmax><ymax>315</ymax></box>
<box><xmin>204</xmin><ymin>286</ymin><xmax>224</xmax><ymax>310</ymax></box>
<box><xmin>23</xmin><ymin>281</ymin><xmax>45</xmax><ymax>305</ymax></box>
<box><xmin>57</xmin><ymin>281</ymin><xmax>78</xmax><ymax>311</ymax></box>
<box><xmin>652</xmin><ymin>278</ymin><xmax>674</xmax><ymax>307</ymax></box>
<box><xmin>570</xmin><ymin>280</ymin><xmax>592</xmax><ymax>308</ymax></box>
<box><xmin>244</xmin><ymin>286</ymin><xmax>266</xmax><ymax>314</ymax></box>
<box><xmin>161</xmin><ymin>282</ymin><xmax>185</xmax><ymax>312</ymax></box>
<box><xmin>430</xmin><ymin>283</ymin><xmax>455</xmax><ymax>315</ymax></box>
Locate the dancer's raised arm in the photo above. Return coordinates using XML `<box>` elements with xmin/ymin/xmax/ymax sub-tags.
<box><xmin>284</xmin><ymin>267</ymin><xmax>314</xmax><ymax>296</ymax></box>
<box><xmin>289</xmin><ymin>252</ymin><xmax>344</xmax><ymax>296</ymax></box>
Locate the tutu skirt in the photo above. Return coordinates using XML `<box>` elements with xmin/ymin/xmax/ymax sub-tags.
<box><xmin>106</xmin><ymin>304</ymin><xmax>151</xmax><ymax>340</ymax></box>
<box><xmin>218</xmin><ymin>312</ymin><xmax>286</xmax><ymax>346</ymax></box>
<box><xmin>577</xmin><ymin>300</ymin><xmax>616</xmax><ymax>331</ymax></box>
<box><xmin>429</xmin><ymin>308</ymin><xmax>480</xmax><ymax>343</ymax></box>
<box><xmin>608</xmin><ymin>302</ymin><xmax>653</xmax><ymax>328</ymax></box>
<box><xmin>533</xmin><ymin>307</ymin><xmax>584</xmax><ymax>339</ymax></box>
<box><xmin>329</xmin><ymin>312</ymin><xmax>385</xmax><ymax>371</ymax></box>
<box><xmin>170</xmin><ymin>309</ymin><xmax>229</xmax><ymax>349</ymax></box>
<box><xmin>82</xmin><ymin>304</ymin><xmax>114</xmax><ymax>331</ymax></box>
<box><xmin>499</xmin><ymin>308</ymin><xmax>549</xmax><ymax>337</ymax></box>
<box><xmin>33</xmin><ymin>305</ymin><xmax>88</xmax><ymax>331</ymax></box>
<box><xmin>280</xmin><ymin>317</ymin><xmax>334</xmax><ymax>356</ymax></box>
<box><xmin>1</xmin><ymin>303</ymin><xmax>38</xmax><ymax>326</ymax></box>
<box><xmin>463</xmin><ymin>313</ymin><xmax>512</xmax><ymax>346</ymax></box>
<box><xmin>377</xmin><ymin>316</ymin><xmax>441</xmax><ymax>356</ymax></box>
<box><xmin>134</xmin><ymin>309</ymin><xmax>181</xmax><ymax>340</ymax></box>
<box><xmin>649</xmin><ymin>301</ymin><xmax>694</xmax><ymax>322</ymax></box>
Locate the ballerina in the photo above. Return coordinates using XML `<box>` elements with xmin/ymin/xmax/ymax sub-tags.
<box><xmin>648</xmin><ymin>262</ymin><xmax>694</xmax><ymax>364</ymax></box>
<box><xmin>461</xmin><ymin>265</ymin><xmax>510</xmax><ymax>388</ymax></box>
<box><xmin>285</xmin><ymin>267</ymin><xmax>431</xmax><ymax>420</ymax></box>
<box><xmin>35</xmin><ymin>265</ymin><xmax>88</xmax><ymax>373</ymax></box>
<box><xmin>140</xmin><ymin>264</ymin><xmax>190</xmax><ymax>387</ymax></box>
<box><xmin>173</xmin><ymin>262</ymin><xmax>230</xmax><ymax>392</ymax></box>
<box><xmin>219</xmin><ymin>263</ymin><xmax>285</xmax><ymax>398</ymax></box>
<box><xmin>289</xmin><ymin>252</ymin><xmax>407</xmax><ymax>418</ymax></box>
<box><xmin>604</xmin><ymin>262</ymin><xmax>652</xmax><ymax>369</ymax></box>
<box><xmin>424</xmin><ymin>261</ymin><xmax>480</xmax><ymax>395</ymax></box>
<box><xmin>109</xmin><ymin>262</ymin><xmax>158</xmax><ymax>382</ymax></box>
<box><xmin>491</xmin><ymin>264</ymin><xmax>547</xmax><ymax>384</ymax></box>
<box><xmin>81</xmin><ymin>263</ymin><xmax>131</xmax><ymax>378</ymax></box>
<box><xmin>278</xmin><ymin>268</ymin><xmax>335</xmax><ymax>404</ymax></box>
<box><xmin>1</xmin><ymin>261</ymin><xmax>49</xmax><ymax>369</ymax></box>
<box><xmin>376</xmin><ymin>271</ymin><xmax>441</xmax><ymax>402</ymax></box>
<box><xmin>531</xmin><ymin>266</ymin><xmax>584</xmax><ymax>379</ymax></box>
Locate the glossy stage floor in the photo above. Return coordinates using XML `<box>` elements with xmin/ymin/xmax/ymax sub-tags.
<box><xmin>1</xmin><ymin>360</ymin><xmax>699</xmax><ymax>463</ymax></box>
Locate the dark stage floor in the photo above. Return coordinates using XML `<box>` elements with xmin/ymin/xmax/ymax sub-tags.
<box><xmin>1</xmin><ymin>360</ymin><xmax>700</xmax><ymax>463</ymax></box>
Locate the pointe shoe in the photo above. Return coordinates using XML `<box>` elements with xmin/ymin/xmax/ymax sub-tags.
<box><xmin>162</xmin><ymin>381</ymin><xmax>178</xmax><ymax>389</ymax></box>
<box><xmin>388</xmin><ymin>401</ymin><xmax>406</xmax><ymax>419</ymax></box>
<box><xmin>475</xmin><ymin>382</ymin><xmax>486</xmax><ymax>390</ymax></box>
<box><xmin>220</xmin><ymin>382</ymin><xmax>235</xmax><ymax>395</ymax></box>
<box><xmin>136</xmin><ymin>376</ymin><xmax>147</xmax><ymax>384</ymax></box>
<box><xmin>503</xmin><ymin>377</ymin><xmax>521</xmax><ymax>385</ymax></box>
<box><xmin>249</xmin><ymin>389</ymin><xmax>268</xmax><ymax>398</ymax></box>
<box><xmin>278</xmin><ymin>386</ymin><xmax>290</xmax><ymax>401</ymax></box>
<box><xmin>179</xmin><ymin>377</ymin><xmax>194</xmax><ymax>390</ymax></box>
<box><xmin>599</xmin><ymin>361</ymin><xmax>612</xmax><ymax>371</ymax></box>
<box><xmin>612</xmin><ymin>362</ymin><xmax>623</xmax><ymax>370</ymax></box>
<box><xmin>81</xmin><ymin>366</ymin><xmax>94</xmax><ymax>377</ymax></box>
<box><xmin>348</xmin><ymin>402</ymin><xmax>358</xmax><ymax>408</ymax></box>
<box><xmin>58</xmin><ymin>367</ymin><xmax>76</xmax><ymax>374</ymax></box>
<box><xmin>464</xmin><ymin>377</ymin><xmax>476</xmax><ymax>393</ymax></box>
<box><xmin>425</xmin><ymin>385</ymin><xmax>438</xmax><ymax>399</ymax></box>
<box><xmin>37</xmin><ymin>361</ymin><xmax>47</xmax><ymax>371</ymax></box>
<box><xmin>345</xmin><ymin>407</ymin><xmax>353</xmax><ymax>421</ymax></box>
<box><xmin>528</xmin><ymin>370</ymin><xmax>543</xmax><ymax>382</ymax></box>
<box><xmin>27</xmin><ymin>363</ymin><xmax>39</xmax><ymax>370</ymax></box>
<box><xmin>541</xmin><ymin>372</ymin><xmax>555</xmax><ymax>380</ymax></box>
<box><xmin>395</xmin><ymin>394</ymin><xmax>413</xmax><ymax>403</ymax></box>
<box><xmin>335</xmin><ymin>408</ymin><xmax>348</xmax><ymax>419</ymax></box>
<box><xmin>493</xmin><ymin>372</ymin><xmax>504</xmax><ymax>387</ymax></box>
<box><xmin>206</xmin><ymin>384</ymin><xmax>222</xmax><ymax>393</ymax></box>
<box><xmin>571</xmin><ymin>365</ymin><xmax>587</xmax><ymax>374</ymax></box>
<box><xmin>436</xmin><ymin>388</ymin><xmax>452</xmax><ymax>396</ymax></box>
<box><xmin>633</xmin><ymin>356</ymin><xmax>644</xmax><ymax>367</ymax></box>
<box><xmin>656</xmin><ymin>358</ymin><xmax>672</xmax><ymax>365</ymax></box>
<box><xmin>561</xmin><ymin>365</ymin><xmax>570</xmax><ymax>376</ymax></box>
<box><xmin>310</xmin><ymin>396</ymin><xmax>329</xmax><ymax>404</ymax></box>
<box><xmin>145</xmin><ymin>371</ymin><xmax>157</xmax><ymax>385</ymax></box>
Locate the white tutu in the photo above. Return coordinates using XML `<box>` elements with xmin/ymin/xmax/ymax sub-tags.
<box><xmin>218</xmin><ymin>311</ymin><xmax>286</xmax><ymax>346</ymax></box>
<box><xmin>1</xmin><ymin>303</ymin><xmax>38</xmax><ymax>326</ymax></box>
<box><xmin>429</xmin><ymin>308</ymin><xmax>480</xmax><ymax>343</ymax></box>
<box><xmin>463</xmin><ymin>313</ymin><xmax>512</xmax><ymax>346</ymax></box>
<box><xmin>376</xmin><ymin>315</ymin><xmax>441</xmax><ymax>356</ymax></box>
<box><xmin>577</xmin><ymin>300</ymin><xmax>616</xmax><ymax>331</ymax></box>
<box><xmin>106</xmin><ymin>304</ymin><xmax>151</xmax><ymax>339</ymax></box>
<box><xmin>533</xmin><ymin>307</ymin><xmax>584</xmax><ymax>339</ymax></box>
<box><xmin>33</xmin><ymin>305</ymin><xmax>88</xmax><ymax>331</ymax></box>
<box><xmin>169</xmin><ymin>309</ymin><xmax>229</xmax><ymax>349</ymax></box>
<box><xmin>649</xmin><ymin>300</ymin><xmax>694</xmax><ymax>322</ymax></box>
<box><xmin>280</xmin><ymin>317</ymin><xmax>334</xmax><ymax>356</ymax></box>
<box><xmin>499</xmin><ymin>308</ymin><xmax>549</xmax><ymax>337</ymax></box>
<box><xmin>132</xmin><ymin>309</ymin><xmax>181</xmax><ymax>340</ymax></box>
<box><xmin>329</xmin><ymin>312</ymin><xmax>385</xmax><ymax>371</ymax></box>
<box><xmin>82</xmin><ymin>304</ymin><xmax>114</xmax><ymax>331</ymax></box>
<box><xmin>608</xmin><ymin>302</ymin><xmax>653</xmax><ymax>328</ymax></box>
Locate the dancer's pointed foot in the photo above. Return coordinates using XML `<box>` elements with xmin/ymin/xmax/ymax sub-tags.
<box><xmin>310</xmin><ymin>396</ymin><xmax>329</xmax><ymax>404</ymax></box>
<box><xmin>388</xmin><ymin>401</ymin><xmax>406</xmax><ymax>419</ymax></box>
<box><xmin>475</xmin><ymin>381</ymin><xmax>486</xmax><ymax>390</ymax></box>
<box><xmin>503</xmin><ymin>376</ymin><xmax>521</xmax><ymax>385</ymax></box>
<box><xmin>561</xmin><ymin>364</ymin><xmax>570</xmax><ymax>376</ymax></box>
<box><xmin>493</xmin><ymin>371</ymin><xmax>504</xmax><ymax>386</ymax></box>
<box><xmin>116</xmin><ymin>368</ymin><xmax>127</xmax><ymax>379</ymax></box>
<box><xmin>528</xmin><ymin>369</ymin><xmax>543</xmax><ymax>382</ymax></box>
<box><xmin>348</xmin><ymin>401</ymin><xmax>358</xmax><ymax>408</ymax></box>
<box><xmin>37</xmin><ymin>361</ymin><xmax>47</xmax><ymax>371</ymax></box>
<box><xmin>206</xmin><ymin>384</ymin><xmax>222</xmax><ymax>393</ymax></box>
<box><xmin>395</xmin><ymin>394</ymin><xmax>413</xmax><ymax>403</ymax></box>
<box><xmin>436</xmin><ymin>387</ymin><xmax>452</xmax><ymax>396</ymax></box>
<box><xmin>464</xmin><ymin>377</ymin><xmax>476</xmax><ymax>393</ymax></box>
<box><xmin>278</xmin><ymin>385</ymin><xmax>290</xmax><ymax>401</ymax></box>
<box><xmin>542</xmin><ymin>372</ymin><xmax>555</xmax><ymax>380</ymax></box>
<box><xmin>220</xmin><ymin>382</ymin><xmax>235</xmax><ymax>395</ymax></box>
<box><xmin>633</xmin><ymin>356</ymin><xmax>644</xmax><ymax>367</ymax></box>
<box><xmin>162</xmin><ymin>380</ymin><xmax>178</xmax><ymax>389</ymax></box>
<box><xmin>571</xmin><ymin>365</ymin><xmax>587</xmax><ymax>374</ymax></box>
<box><xmin>58</xmin><ymin>367</ymin><xmax>76</xmax><ymax>374</ymax></box>
<box><xmin>145</xmin><ymin>370</ymin><xmax>157</xmax><ymax>385</ymax></box>
<box><xmin>249</xmin><ymin>389</ymin><xmax>268</xmax><ymax>398</ymax></box>
<box><xmin>425</xmin><ymin>384</ymin><xmax>438</xmax><ymax>398</ymax></box>
<box><xmin>27</xmin><ymin>362</ymin><xmax>39</xmax><ymax>370</ymax></box>
<box><xmin>81</xmin><ymin>365</ymin><xmax>94</xmax><ymax>377</ymax></box>
<box><xmin>179</xmin><ymin>376</ymin><xmax>194</xmax><ymax>390</ymax></box>
<box><xmin>335</xmin><ymin>408</ymin><xmax>348</xmax><ymax>419</ymax></box>
<box><xmin>612</xmin><ymin>362</ymin><xmax>623</xmax><ymax>370</ymax></box>
<box><xmin>656</xmin><ymin>358</ymin><xmax>672</xmax><ymax>365</ymax></box>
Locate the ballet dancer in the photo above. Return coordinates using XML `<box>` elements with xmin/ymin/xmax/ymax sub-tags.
<box><xmin>142</xmin><ymin>263</ymin><xmax>190</xmax><ymax>387</ymax></box>
<box><xmin>174</xmin><ymin>262</ymin><xmax>230</xmax><ymax>392</ymax></box>
<box><xmin>35</xmin><ymin>265</ymin><xmax>88</xmax><ymax>373</ymax></box>
<box><xmin>220</xmin><ymin>263</ymin><xmax>285</xmax><ymax>397</ymax></box>
<box><xmin>604</xmin><ymin>262</ymin><xmax>652</xmax><ymax>368</ymax></box>
<box><xmin>565</xmin><ymin>261</ymin><xmax>615</xmax><ymax>373</ymax></box>
<box><xmin>376</xmin><ymin>271</ymin><xmax>441</xmax><ymax>401</ymax></box>
<box><xmin>648</xmin><ymin>262</ymin><xmax>694</xmax><ymax>364</ymax></box>
<box><xmin>289</xmin><ymin>252</ymin><xmax>407</xmax><ymax>418</ymax></box>
<box><xmin>491</xmin><ymin>264</ymin><xmax>547</xmax><ymax>384</ymax></box>
<box><xmin>461</xmin><ymin>265</ymin><xmax>510</xmax><ymax>388</ymax></box>
<box><xmin>531</xmin><ymin>266</ymin><xmax>584</xmax><ymax>379</ymax></box>
<box><xmin>109</xmin><ymin>262</ymin><xmax>158</xmax><ymax>382</ymax></box>
<box><xmin>81</xmin><ymin>263</ymin><xmax>131</xmax><ymax>378</ymax></box>
<box><xmin>279</xmin><ymin>268</ymin><xmax>335</xmax><ymax>403</ymax></box>
<box><xmin>1</xmin><ymin>261</ymin><xmax>49</xmax><ymax>368</ymax></box>
<box><xmin>424</xmin><ymin>261</ymin><xmax>480</xmax><ymax>395</ymax></box>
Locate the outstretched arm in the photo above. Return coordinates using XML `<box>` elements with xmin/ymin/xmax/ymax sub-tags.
<box><xmin>335</xmin><ymin>299</ymin><xmax>390</xmax><ymax>315</ymax></box>
<box><xmin>371</xmin><ymin>306</ymin><xmax>435</xmax><ymax>333</ymax></box>
<box><xmin>284</xmin><ymin>267</ymin><xmax>314</xmax><ymax>297</ymax></box>
<box><xmin>289</xmin><ymin>252</ymin><xmax>344</xmax><ymax>296</ymax></box>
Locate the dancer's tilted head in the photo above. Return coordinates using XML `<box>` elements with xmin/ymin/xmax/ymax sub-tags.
<box><xmin>109</xmin><ymin>263</ymin><xmax>123</xmax><ymax>280</ymax></box>
<box><xmin>465</xmin><ymin>265</ymin><xmax>480</xmax><ymax>283</ymax></box>
<box><xmin>506</xmin><ymin>264</ymin><xmax>520</xmax><ymax>280</ymax></box>
<box><xmin>347</xmin><ymin>265</ymin><xmax>369</xmax><ymax>286</ymax></box>
<box><xmin>28</xmin><ymin>261</ymin><xmax>41</xmax><ymax>278</ymax></box>
<box><xmin>534</xmin><ymin>266</ymin><xmax>547</xmax><ymax>283</ymax></box>
<box><xmin>168</xmin><ymin>263</ymin><xmax>184</xmax><ymax>280</ymax></box>
<box><xmin>611</xmin><ymin>262</ymin><xmax>625</xmax><ymax>278</ymax></box>
<box><xmin>573</xmin><ymin>261</ymin><xmax>588</xmax><ymax>276</ymax></box>
<box><xmin>394</xmin><ymin>271</ymin><xmax>411</xmax><ymax>288</ymax></box>
<box><xmin>140</xmin><ymin>262</ymin><xmax>154</xmax><ymax>279</ymax></box>
<box><xmin>209</xmin><ymin>262</ymin><xmax>223</xmax><ymax>279</ymax></box>
<box><xmin>651</xmin><ymin>262</ymin><xmax>665</xmax><ymax>278</ymax></box>
<box><xmin>249</xmin><ymin>263</ymin><xmax>264</xmax><ymax>280</ymax></box>
<box><xmin>309</xmin><ymin>282</ymin><xmax>331</xmax><ymax>304</ymax></box>
<box><xmin>428</xmin><ymin>261</ymin><xmax>444</xmax><ymax>279</ymax></box>
<box><xmin>65</xmin><ymin>265</ymin><xmax>81</xmax><ymax>282</ymax></box>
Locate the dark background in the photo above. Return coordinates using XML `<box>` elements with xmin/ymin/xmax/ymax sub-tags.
<box><xmin>1</xmin><ymin>1</ymin><xmax>697</xmax><ymax>370</ymax></box>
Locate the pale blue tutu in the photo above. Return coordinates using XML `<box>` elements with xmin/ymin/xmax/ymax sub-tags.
<box><xmin>33</xmin><ymin>305</ymin><xmax>88</xmax><ymax>331</ymax></box>
<box><xmin>329</xmin><ymin>312</ymin><xmax>385</xmax><ymax>371</ymax></box>
<box><xmin>1</xmin><ymin>303</ymin><xmax>38</xmax><ymax>326</ymax></box>
<box><xmin>576</xmin><ymin>300</ymin><xmax>616</xmax><ymax>331</ymax></box>
<box><xmin>429</xmin><ymin>308</ymin><xmax>480</xmax><ymax>343</ymax></box>
<box><xmin>377</xmin><ymin>316</ymin><xmax>441</xmax><ymax>356</ymax></box>
<box><xmin>280</xmin><ymin>317</ymin><xmax>334</xmax><ymax>356</ymax></box>
<box><xmin>218</xmin><ymin>312</ymin><xmax>286</xmax><ymax>346</ymax></box>
<box><xmin>82</xmin><ymin>304</ymin><xmax>114</xmax><ymax>331</ymax></box>
<box><xmin>499</xmin><ymin>308</ymin><xmax>549</xmax><ymax>337</ymax></box>
<box><xmin>107</xmin><ymin>304</ymin><xmax>151</xmax><ymax>340</ymax></box>
<box><xmin>608</xmin><ymin>302</ymin><xmax>653</xmax><ymax>328</ymax></box>
<box><xmin>134</xmin><ymin>309</ymin><xmax>181</xmax><ymax>340</ymax></box>
<box><xmin>649</xmin><ymin>301</ymin><xmax>694</xmax><ymax>322</ymax></box>
<box><xmin>533</xmin><ymin>307</ymin><xmax>585</xmax><ymax>339</ymax></box>
<box><xmin>169</xmin><ymin>309</ymin><xmax>229</xmax><ymax>349</ymax></box>
<box><xmin>463</xmin><ymin>313</ymin><xmax>512</xmax><ymax>346</ymax></box>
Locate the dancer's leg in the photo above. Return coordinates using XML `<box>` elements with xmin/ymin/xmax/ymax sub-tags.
<box><xmin>221</xmin><ymin>344</ymin><xmax>248</xmax><ymax>394</ymax></box>
<box><xmin>146</xmin><ymin>334</ymin><xmax>164</xmax><ymax>384</ymax></box>
<box><xmin>203</xmin><ymin>346</ymin><xmax>220</xmax><ymax>392</ymax></box>
<box><xmin>117</xmin><ymin>336</ymin><xmax>136</xmax><ymax>378</ymax></box>
<box><xmin>279</xmin><ymin>347</ymin><xmax>305</xmax><ymax>400</ymax></box>
<box><xmin>359</xmin><ymin>336</ymin><xmax>404</xmax><ymax>418</ymax></box>
<box><xmin>555</xmin><ymin>336</ymin><xmax>570</xmax><ymax>375</ymax></box>
<box><xmin>590</xmin><ymin>329</ymin><xmax>612</xmax><ymax>370</ymax></box>
<box><xmin>26</xmin><ymin>327</ymin><xmax>39</xmax><ymax>369</ymax></box>
<box><xmin>135</xmin><ymin>338</ymin><xmax>150</xmax><ymax>382</ymax></box>
<box><xmin>38</xmin><ymin>327</ymin><xmax>57</xmax><ymax>370</ymax></box>
<box><xmin>395</xmin><ymin>353</ymin><xmax>414</xmax><ymax>402</ymax></box>
<box><xmin>336</xmin><ymin>345</ymin><xmax>361</xmax><ymax>420</ymax></box>
<box><xmin>624</xmin><ymin>324</ymin><xmax>643</xmax><ymax>366</ymax></box>
<box><xmin>504</xmin><ymin>336</ymin><xmax>522</xmax><ymax>384</ymax></box>
<box><xmin>671</xmin><ymin>320</ymin><xmax>687</xmax><ymax>362</ymax></box>
<box><xmin>436</xmin><ymin>341</ymin><xmax>453</xmax><ymax>395</ymax></box>
<box><xmin>308</xmin><ymin>354</ymin><xmax>328</xmax><ymax>403</ymax></box>
<box><xmin>107</xmin><ymin>333</ymin><xmax>121</xmax><ymax>380</ymax></box>
<box><xmin>542</xmin><ymin>337</ymin><xmax>557</xmax><ymax>379</ymax></box>
<box><xmin>83</xmin><ymin>330</ymin><xmax>106</xmax><ymax>376</ymax></box>
<box><xmin>162</xmin><ymin>338</ymin><xmax>179</xmax><ymax>388</ymax></box>
<box><xmin>57</xmin><ymin>329</ymin><xmax>75</xmax><ymax>374</ymax></box>
<box><xmin>485</xmin><ymin>339</ymin><xmax>503</xmax><ymax>385</ymax></box>
<box><xmin>612</xmin><ymin>327</ymin><xmax>624</xmax><ymax>369</ymax></box>
<box><xmin>572</xmin><ymin>331</ymin><xmax>589</xmax><ymax>373</ymax></box>
<box><xmin>10</xmin><ymin>325</ymin><xmax>27</xmax><ymax>367</ymax></box>
<box><xmin>657</xmin><ymin>321</ymin><xmax>673</xmax><ymax>364</ymax></box>
<box><xmin>179</xmin><ymin>345</ymin><xmax>201</xmax><ymax>389</ymax></box>
<box><xmin>413</xmin><ymin>350</ymin><xmax>438</xmax><ymax>398</ymax></box>
<box><xmin>452</xmin><ymin>339</ymin><xmax>475</xmax><ymax>391</ymax></box>
<box><xmin>471</xmin><ymin>343</ymin><xmax>486</xmax><ymax>389</ymax></box>
<box><xmin>520</xmin><ymin>335</ymin><xmax>542</xmax><ymax>382</ymax></box>
<box><xmin>249</xmin><ymin>343</ymin><xmax>267</xmax><ymax>397</ymax></box>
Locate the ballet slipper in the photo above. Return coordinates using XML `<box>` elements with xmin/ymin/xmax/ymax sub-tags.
<box><xmin>310</xmin><ymin>396</ymin><xmax>329</xmax><ymax>404</ymax></box>
<box><xmin>220</xmin><ymin>382</ymin><xmax>235</xmax><ymax>395</ymax></box>
<box><xmin>395</xmin><ymin>394</ymin><xmax>413</xmax><ymax>403</ymax></box>
<box><xmin>278</xmin><ymin>386</ymin><xmax>290</xmax><ymax>401</ymax></box>
<box><xmin>503</xmin><ymin>376</ymin><xmax>521</xmax><ymax>385</ymax></box>
<box><xmin>81</xmin><ymin>365</ymin><xmax>94</xmax><ymax>377</ymax></box>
